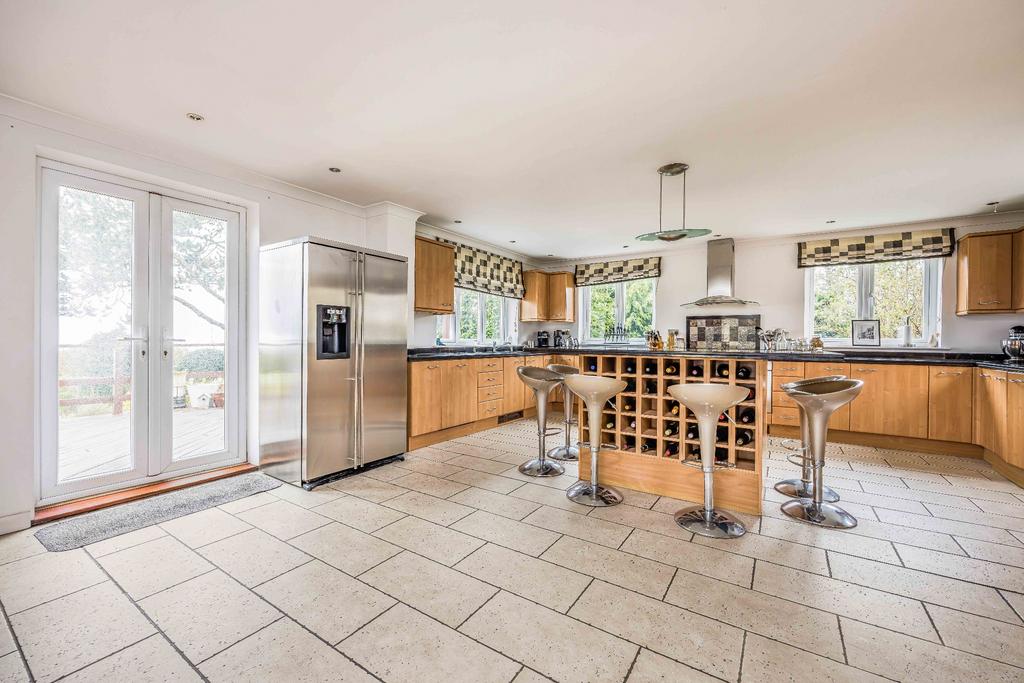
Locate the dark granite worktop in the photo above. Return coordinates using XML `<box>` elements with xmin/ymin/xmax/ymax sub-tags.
<box><xmin>407</xmin><ymin>345</ymin><xmax>1024</xmax><ymax>373</ymax></box>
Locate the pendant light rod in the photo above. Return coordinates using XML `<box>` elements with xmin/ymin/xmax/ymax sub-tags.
<box><xmin>637</xmin><ymin>162</ymin><xmax>709</xmax><ymax>242</ymax></box>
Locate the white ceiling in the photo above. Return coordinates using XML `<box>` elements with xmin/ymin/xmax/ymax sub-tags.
<box><xmin>2</xmin><ymin>0</ymin><xmax>1023</xmax><ymax>258</ymax></box>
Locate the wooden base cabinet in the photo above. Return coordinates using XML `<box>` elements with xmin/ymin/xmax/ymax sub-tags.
<box><xmin>502</xmin><ymin>357</ymin><xmax>527</xmax><ymax>414</ymax></box>
<box><xmin>803</xmin><ymin>362</ymin><xmax>853</xmax><ymax>430</ymax></box>
<box><xmin>848</xmin><ymin>364</ymin><xmax>928</xmax><ymax>438</ymax></box>
<box><xmin>927</xmin><ymin>366</ymin><xmax>974</xmax><ymax>443</ymax></box>
<box><xmin>409</xmin><ymin>362</ymin><xmax>444</xmax><ymax>436</ymax></box>
<box><xmin>974</xmin><ymin>369</ymin><xmax>1007</xmax><ymax>456</ymax></box>
<box><xmin>441</xmin><ymin>360</ymin><xmax>479</xmax><ymax>429</ymax></box>
<box><xmin>1005</xmin><ymin>375</ymin><xmax>1024</xmax><ymax>468</ymax></box>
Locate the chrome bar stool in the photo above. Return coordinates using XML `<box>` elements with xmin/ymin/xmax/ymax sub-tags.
<box><xmin>546</xmin><ymin>363</ymin><xmax>580</xmax><ymax>461</ymax></box>
<box><xmin>667</xmin><ymin>383</ymin><xmax>750</xmax><ymax>539</ymax></box>
<box><xmin>516</xmin><ymin>366</ymin><xmax>565</xmax><ymax>477</ymax></box>
<box><xmin>562</xmin><ymin>374</ymin><xmax>627</xmax><ymax>507</ymax></box>
<box><xmin>774</xmin><ymin>375</ymin><xmax>845</xmax><ymax>503</ymax></box>
<box><xmin>779</xmin><ymin>377</ymin><xmax>864</xmax><ymax>529</ymax></box>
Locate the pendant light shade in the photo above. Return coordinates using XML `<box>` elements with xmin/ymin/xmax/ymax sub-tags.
<box><xmin>635</xmin><ymin>162</ymin><xmax>712</xmax><ymax>242</ymax></box>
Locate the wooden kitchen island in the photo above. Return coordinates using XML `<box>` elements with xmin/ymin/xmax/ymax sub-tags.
<box><xmin>576</xmin><ymin>353</ymin><xmax>766</xmax><ymax>515</ymax></box>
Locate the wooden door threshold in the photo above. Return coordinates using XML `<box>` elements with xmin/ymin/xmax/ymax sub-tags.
<box><xmin>33</xmin><ymin>463</ymin><xmax>257</xmax><ymax>525</ymax></box>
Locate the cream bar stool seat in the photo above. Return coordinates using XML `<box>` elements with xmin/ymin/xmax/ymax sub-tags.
<box><xmin>546</xmin><ymin>363</ymin><xmax>581</xmax><ymax>462</ymax></box>
<box><xmin>516</xmin><ymin>366</ymin><xmax>566</xmax><ymax>477</ymax></box>
<box><xmin>562</xmin><ymin>374</ymin><xmax>627</xmax><ymax>507</ymax></box>
<box><xmin>666</xmin><ymin>383</ymin><xmax>750</xmax><ymax>539</ymax></box>
<box><xmin>774</xmin><ymin>375</ymin><xmax>846</xmax><ymax>503</ymax></box>
<box><xmin>779</xmin><ymin>377</ymin><xmax>863</xmax><ymax>529</ymax></box>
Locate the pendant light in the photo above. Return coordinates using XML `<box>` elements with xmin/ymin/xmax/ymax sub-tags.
<box><xmin>636</xmin><ymin>162</ymin><xmax>712</xmax><ymax>242</ymax></box>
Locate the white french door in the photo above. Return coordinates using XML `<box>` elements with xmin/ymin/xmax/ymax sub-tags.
<box><xmin>40</xmin><ymin>164</ymin><xmax>245</xmax><ymax>503</ymax></box>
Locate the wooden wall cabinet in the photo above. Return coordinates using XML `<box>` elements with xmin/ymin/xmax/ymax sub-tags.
<box><xmin>956</xmin><ymin>231</ymin><xmax>1014</xmax><ymax>314</ymax></box>
<box><xmin>849</xmin><ymin>364</ymin><xmax>929</xmax><ymax>438</ymax></box>
<box><xmin>1014</xmin><ymin>231</ymin><xmax>1024</xmax><ymax>311</ymax></box>
<box><xmin>414</xmin><ymin>237</ymin><xmax>455</xmax><ymax>313</ymax></box>
<box><xmin>520</xmin><ymin>271</ymin><xmax>575</xmax><ymax>322</ymax></box>
<box><xmin>927</xmin><ymin>366</ymin><xmax>973</xmax><ymax>443</ymax></box>
<box><xmin>408</xmin><ymin>361</ymin><xmax>444</xmax><ymax>436</ymax></box>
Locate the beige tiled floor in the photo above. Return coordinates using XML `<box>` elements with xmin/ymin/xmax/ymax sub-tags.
<box><xmin>2</xmin><ymin>419</ymin><xmax>1024</xmax><ymax>682</ymax></box>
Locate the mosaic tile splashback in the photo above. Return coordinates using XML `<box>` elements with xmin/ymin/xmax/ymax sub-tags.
<box><xmin>686</xmin><ymin>315</ymin><xmax>761</xmax><ymax>351</ymax></box>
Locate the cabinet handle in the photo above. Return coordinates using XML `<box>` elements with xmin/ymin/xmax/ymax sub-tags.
<box><xmin>455</xmin><ymin>363</ymin><xmax>468</xmax><ymax>368</ymax></box>
<box><xmin>1009</xmin><ymin>378</ymin><xmax>1024</xmax><ymax>384</ymax></box>
<box><xmin>427</xmin><ymin>365</ymin><xmax>440</xmax><ymax>370</ymax></box>
<box><xmin>978</xmin><ymin>300</ymin><xmax>1002</xmax><ymax>305</ymax></box>
<box><xmin>484</xmin><ymin>377</ymin><xmax>496</xmax><ymax>382</ymax></box>
<box><xmin>995</xmin><ymin>377</ymin><xmax>1006</xmax><ymax>382</ymax></box>
<box><xmin>856</xmin><ymin>368</ymin><xmax>878</xmax><ymax>373</ymax></box>
<box><xmin>823</xmin><ymin>366</ymin><xmax>845</xmax><ymax>371</ymax></box>
<box><xmin>935</xmin><ymin>371</ymin><xmax>962</xmax><ymax>376</ymax></box>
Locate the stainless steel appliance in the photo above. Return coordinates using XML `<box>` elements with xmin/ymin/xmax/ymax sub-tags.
<box><xmin>1003</xmin><ymin>325</ymin><xmax>1024</xmax><ymax>363</ymax></box>
<box><xmin>259</xmin><ymin>237</ymin><xmax>408</xmax><ymax>489</ymax></box>
<box><xmin>535</xmin><ymin>330</ymin><xmax>551</xmax><ymax>347</ymax></box>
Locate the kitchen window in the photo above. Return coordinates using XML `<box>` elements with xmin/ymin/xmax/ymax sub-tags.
<box><xmin>579</xmin><ymin>278</ymin><xmax>656</xmax><ymax>343</ymax></box>
<box><xmin>805</xmin><ymin>259</ymin><xmax>940</xmax><ymax>344</ymax></box>
<box><xmin>436</xmin><ymin>289</ymin><xmax>518</xmax><ymax>344</ymax></box>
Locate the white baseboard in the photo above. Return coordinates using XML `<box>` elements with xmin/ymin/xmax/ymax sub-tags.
<box><xmin>0</xmin><ymin>510</ymin><xmax>34</xmax><ymax>535</ymax></box>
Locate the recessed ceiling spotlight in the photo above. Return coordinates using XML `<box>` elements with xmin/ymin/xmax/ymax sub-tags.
<box><xmin>328</xmin><ymin>167</ymin><xmax>341</xmax><ymax>173</ymax></box>
<box><xmin>623</xmin><ymin>245</ymin><xmax>630</xmax><ymax>248</ymax></box>
<box><xmin>713</xmin><ymin>234</ymin><xmax>722</xmax><ymax>237</ymax></box>
<box><xmin>186</xmin><ymin>112</ymin><xmax>204</xmax><ymax>122</ymax></box>
<box><xmin>826</xmin><ymin>220</ymin><xmax>836</xmax><ymax>224</ymax></box>
<box><xmin>546</xmin><ymin>253</ymin><xmax>554</xmax><ymax>257</ymax></box>
<box><xmin>453</xmin><ymin>219</ymin><xmax>462</xmax><ymax>224</ymax></box>
<box><xmin>509</xmin><ymin>240</ymin><xmax>516</xmax><ymax>243</ymax></box>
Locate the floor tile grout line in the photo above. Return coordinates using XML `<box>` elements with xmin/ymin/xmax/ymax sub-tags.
<box><xmin>835</xmin><ymin>613</ymin><xmax>849</xmax><ymax>665</ymax></box>
<box><xmin>247</xmin><ymin>557</ymin><xmax>318</xmax><ymax>592</ymax></box>
<box><xmin>3</xmin><ymin>573</ymin><xmax>108</xmax><ymax>617</ymax></box>
<box><xmin>49</xmin><ymin>633</ymin><xmax>161</xmax><ymax>682</ymax></box>
<box><xmin>619</xmin><ymin>645</ymin><xmax>642</xmax><ymax>683</ymax></box>
<box><xmin>80</xmin><ymin>551</ymin><xmax>211</xmax><ymax>683</ymax></box>
<box><xmin>736</xmin><ymin>630</ymin><xmax>748</xmax><ymax>682</ymax></box>
<box><xmin>998</xmin><ymin>589</ymin><xmax>1024</xmax><ymax>623</ymax></box>
<box><xmin>84</xmin><ymin>528</ymin><xmax>170</xmax><ymax>559</ymax></box>
<box><xmin>920</xmin><ymin>603</ymin><xmax>945</xmax><ymax>647</ymax></box>
<box><xmin>0</xmin><ymin>595</ymin><xmax>35</xmax><ymax>683</ymax></box>
<box><xmin>190</xmin><ymin>615</ymin><xmax>287</xmax><ymax>669</ymax></box>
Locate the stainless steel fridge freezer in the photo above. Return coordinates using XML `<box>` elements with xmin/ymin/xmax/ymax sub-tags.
<box><xmin>258</xmin><ymin>236</ymin><xmax>408</xmax><ymax>488</ymax></box>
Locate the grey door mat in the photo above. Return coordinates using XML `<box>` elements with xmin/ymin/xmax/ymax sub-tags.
<box><xmin>34</xmin><ymin>472</ymin><xmax>281</xmax><ymax>552</ymax></box>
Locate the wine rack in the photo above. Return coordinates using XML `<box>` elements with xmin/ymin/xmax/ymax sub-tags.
<box><xmin>581</xmin><ymin>355</ymin><xmax>762</xmax><ymax>471</ymax></box>
<box><xmin>577</xmin><ymin>354</ymin><xmax>765</xmax><ymax>514</ymax></box>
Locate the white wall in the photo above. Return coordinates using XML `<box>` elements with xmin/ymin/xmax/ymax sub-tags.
<box><xmin>0</xmin><ymin>96</ymin><xmax>421</xmax><ymax>533</ymax></box>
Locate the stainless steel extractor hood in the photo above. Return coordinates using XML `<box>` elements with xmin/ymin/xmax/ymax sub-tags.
<box><xmin>680</xmin><ymin>238</ymin><xmax>759</xmax><ymax>306</ymax></box>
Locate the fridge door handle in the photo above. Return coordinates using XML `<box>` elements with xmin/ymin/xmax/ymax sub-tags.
<box><xmin>355</xmin><ymin>253</ymin><xmax>366</xmax><ymax>467</ymax></box>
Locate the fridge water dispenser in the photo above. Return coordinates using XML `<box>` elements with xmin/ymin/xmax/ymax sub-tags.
<box><xmin>316</xmin><ymin>304</ymin><xmax>350</xmax><ymax>359</ymax></box>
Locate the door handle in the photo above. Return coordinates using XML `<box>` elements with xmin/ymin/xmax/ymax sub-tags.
<box><xmin>118</xmin><ymin>335</ymin><xmax>149</xmax><ymax>342</ymax></box>
<box><xmin>935</xmin><ymin>371</ymin><xmax>962</xmax><ymax>376</ymax></box>
<box><xmin>978</xmin><ymin>300</ymin><xmax>1002</xmax><ymax>305</ymax></box>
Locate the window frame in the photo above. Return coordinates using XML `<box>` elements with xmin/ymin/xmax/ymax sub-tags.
<box><xmin>579</xmin><ymin>278</ymin><xmax>657</xmax><ymax>344</ymax></box>
<box><xmin>803</xmin><ymin>259</ymin><xmax>941</xmax><ymax>346</ymax></box>
<box><xmin>437</xmin><ymin>288</ymin><xmax>517</xmax><ymax>345</ymax></box>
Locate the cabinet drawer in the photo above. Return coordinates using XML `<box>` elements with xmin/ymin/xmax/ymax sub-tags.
<box><xmin>772</xmin><ymin>362</ymin><xmax>804</xmax><ymax>378</ymax></box>
<box><xmin>478</xmin><ymin>358</ymin><xmax>503</xmax><ymax>372</ymax></box>
<box><xmin>477</xmin><ymin>371</ymin><xmax>502</xmax><ymax>387</ymax></box>
<box><xmin>478</xmin><ymin>399</ymin><xmax>502</xmax><ymax>419</ymax></box>
<box><xmin>772</xmin><ymin>391</ymin><xmax>797</xmax><ymax>409</ymax></box>
<box><xmin>478</xmin><ymin>385</ymin><xmax>503</xmax><ymax>402</ymax></box>
<box><xmin>772</xmin><ymin>372</ymin><xmax>806</xmax><ymax>393</ymax></box>
<box><xmin>805</xmin><ymin>362</ymin><xmax>851</xmax><ymax>378</ymax></box>
<box><xmin>771</xmin><ymin>406</ymin><xmax>801</xmax><ymax>426</ymax></box>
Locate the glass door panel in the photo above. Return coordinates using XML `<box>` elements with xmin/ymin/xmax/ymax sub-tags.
<box><xmin>42</xmin><ymin>170</ymin><xmax>151</xmax><ymax>499</ymax></box>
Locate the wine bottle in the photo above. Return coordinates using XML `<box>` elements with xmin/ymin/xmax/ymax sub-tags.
<box><xmin>625</xmin><ymin>379</ymin><xmax>636</xmax><ymax>393</ymax></box>
<box><xmin>622</xmin><ymin>436</ymin><xmax>635</xmax><ymax>450</ymax></box>
<box><xmin>663</xmin><ymin>443</ymin><xmax>678</xmax><ymax>458</ymax></box>
<box><xmin>622</xmin><ymin>399</ymin><xmax>633</xmax><ymax>412</ymax></box>
<box><xmin>664</xmin><ymin>363</ymin><xmax>677</xmax><ymax>375</ymax></box>
<box><xmin>688</xmin><ymin>444</ymin><xmax>701</xmax><ymax>457</ymax></box>
<box><xmin>645</xmin><ymin>380</ymin><xmax>657</xmax><ymax>394</ymax></box>
<box><xmin>629</xmin><ymin>420</ymin><xmax>637</xmax><ymax>429</ymax></box>
<box><xmin>624</xmin><ymin>360</ymin><xmax>636</xmax><ymax>374</ymax></box>
<box><xmin>588</xmin><ymin>362</ymin><xmax>598</xmax><ymax>372</ymax></box>
<box><xmin>715</xmin><ymin>447</ymin><xmax>729</xmax><ymax>462</ymax></box>
<box><xmin>716</xmin><ymin>426</ymin><xmax>728</xmax><ymax>443</ymax></box>
<box><xmin>664</xmin><ymin>424</ymin><xmax>677</xmax><ymax>437</ymax></box>
<box><xmin>718</xmin><ymin>412</ymin><xmax>728</xmax><ymax>423</ymax></box>
<box><xmin>735</xmin><ymin>430</ymin><xmax>752</xmax><ymax>447</ymax></box>
<box><xmin>716</xmin><ymin>363</ymin><xmax>730</xmax><ymax>378</ymax></box>
<box><xmin>689</xmin><ymin>364</ymin><xmax>703</xmax><ymax>377</ymax></box>
<box><xmin>736</xmin><ymin>365</ymin><xmax>751</xmax><ymax>379</ymax></box>
<box><xmin>685</xmin><ymin>425</ymin><xmax>698</xmax><ymax>440</ymax></box>
<box><xmin>670</xmin><ymin>403</ymin><xmax>680</xmax><ymax>416</ymax></box>
<box><xmin>738</xmin><ymin>408</ymin><xmax>755</xmax><ymax>424</ymax></box>
<box><xmin>643</xmin><ymin>361</ymin><xmax>656</xmax><ymax>375</ymax></box>
<box><xmin>640</xmin><ymin>441</ymin><xmax>652</xmax><ymax>453</ymax></box>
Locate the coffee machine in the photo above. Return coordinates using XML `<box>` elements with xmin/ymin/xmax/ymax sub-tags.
<box><xmin>1003</xmin><ymin>325</ymin><xmax>1024</xmax><ymax>363</ymax></box>
<box><xmin>535</xmin><ymin>330</ymin><xmax>551</xmax><ymax>348</ymax></box>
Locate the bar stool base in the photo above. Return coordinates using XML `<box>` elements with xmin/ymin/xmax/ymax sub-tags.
<box><xmin>774</xmin><ymin>479</ymin><xmax>840</xmax><ymax>503</ymax></box>
<box><xmin>674</xmin><ymin>506</ymin><xmax>747</xmax><ymax>539</ymax></box>
<box><xmin>546</xmin><ymin>444</ymin><xmax>580</xmax><ymax>461</ymax></box>
<box><xmin>566</xmin><ymin>480</ymin><xmax>623</xmax><ymax>507</ymax></box>
<box><xmin>781</xmin><ymin>499</ymin><xmax>857</xmax><ymax>529</ymax></box>
<box><xmin>518</xmin><ymin>459</ymin><xmax>565</xmax><ymax>477</ymax></box>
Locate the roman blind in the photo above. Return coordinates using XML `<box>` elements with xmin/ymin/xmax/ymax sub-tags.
<box><xmin>797</xmin><ymin>228</ymin><xmax>955</xmax><ymax>268</ymax></box>
<box><xmin>574</xmin><ymin>256</ymin><xmax>661</xmax><ymax>287</ymax></box>
<box><xmin>438</xmin><ymin>238</ymin><xmax>525</xmax><ymax>299</ymax></box>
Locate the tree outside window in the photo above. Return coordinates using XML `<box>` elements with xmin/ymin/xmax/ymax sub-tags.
<box><xmin>581</xmin><ymin>278</ymin><xmax>656</xmax><ymax>342</ymax></box>
<box><xmin>436</xmin><ymin>288</ymin><xmax>515</xmax><ymax>344</ymax></box>
<box><xmin>808</xmin><ymin>259</ymin><xmax>939</xmax><ymax>343</ymax></box>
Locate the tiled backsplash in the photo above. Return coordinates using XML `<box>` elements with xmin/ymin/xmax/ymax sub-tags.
<box><xmin>686</xmin><ymin>315</ymin><xmax>761</xmax><ymax>351</ymax></box>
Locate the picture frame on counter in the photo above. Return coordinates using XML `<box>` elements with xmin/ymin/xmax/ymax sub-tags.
<box><xmin>851</xmin><ymin>319</ymin><xmax>881</xmax><ymax>346</ymax></box>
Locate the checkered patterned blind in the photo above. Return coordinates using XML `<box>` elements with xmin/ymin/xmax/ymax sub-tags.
<box><xmin>438</xmin><ymin>238</ymin><xmax>525</xmax><ymax>299</ymax></box>
<box><xmin>797</xmin><ymin>228</ymin><xmax>955</xmax><ymax>268</ymax></box>
<box><xmin>574</xmin><ymin>257</ymin><xmax>661</xmax><ymax>287</ymax></box>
